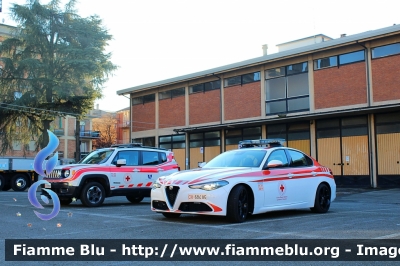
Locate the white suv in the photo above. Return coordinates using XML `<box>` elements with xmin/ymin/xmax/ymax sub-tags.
<box><xmin>42</xmin><ymin>144</ymin><xmax>180</xmax><ymax>207</ymax></box>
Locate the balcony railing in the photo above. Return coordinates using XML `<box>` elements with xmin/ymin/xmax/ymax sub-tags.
<box><xmin>53</xmin><ymin>129</ymin><xmax>64</xmax><ymax>136</ymax></box>
<box><xmin>79</xmin><ymin>130</ymin><xmax>100</xmax><ymax>139</ymax></box>
<box><xmin>117</xmin><ymin>121</ymin><xmax>130</xmax><ymax>128</ymax></box>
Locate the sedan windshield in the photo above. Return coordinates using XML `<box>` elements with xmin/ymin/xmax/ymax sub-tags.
<box><xmin>79</xmin><ymin>149</ymin><xmax>114</xmax><ymax>164</ymax></box>
<box><xmin>204</xmin><ymin>149</ymin><xmax>267</xmax><ymax>168</ymax></box>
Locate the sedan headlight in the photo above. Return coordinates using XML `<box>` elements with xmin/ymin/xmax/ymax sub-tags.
<box><xmin>152</xmin><ymin>181</ymin><xmax>162</xmax><ymax>189</ymax></box>
<box><xmin>189</xmin><ymin>180</ymin><xmax>229</xmax><ymax>191</ymax></box>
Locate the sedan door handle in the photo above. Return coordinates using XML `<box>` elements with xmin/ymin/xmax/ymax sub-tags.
<box><xmin>157</xmin><ymin>168</ymin><xmax>164</xmax><ymax>172</ymax></box>
<box><xmin>132</xmin><ymin>168</ymin><xmax>140</xmax><ymax>172</ymax></box>
<box><xmin>311</xmin><ymin>171</ymin><xmax>317</xmax><ymax>176</ymax></box>
<box><xmin>288</xmin><ymin>173</ymin><xmax>293</xmax><ymax>179</ymax></box>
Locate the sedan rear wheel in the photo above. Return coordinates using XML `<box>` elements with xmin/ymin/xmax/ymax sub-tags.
<box><xmin>227</xmin><ymin>185</ymin><xmax>249</xmax><ymax>223</ymax></box>
<box><xmin>311</xmin><ymin>183</ymin><xmax>331</xmax><ymax>213</ymax></box>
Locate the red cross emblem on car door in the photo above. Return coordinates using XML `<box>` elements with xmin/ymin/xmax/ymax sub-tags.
<box><xmin>124</xmin><ymin>175</ymin><xmax>131</xmax><ymax>184</ymax></box>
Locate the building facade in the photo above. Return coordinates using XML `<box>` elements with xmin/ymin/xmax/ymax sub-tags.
<box><xmin>116</xmin><ymin>107</ymin><xmax>131</xmax><ymax>144</ymax></box>
<box><xmin>117</xmin><ymin>25</ymin><xmax>400</xmax><ymax>188</ymax></box>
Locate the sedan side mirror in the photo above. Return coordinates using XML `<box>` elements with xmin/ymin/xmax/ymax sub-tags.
<box><xmin>116</xmin><ymin>159</ymin><xmax>126</xmax><ymax>167</ymax></box>
<box><xmin>265</xmin><ymin>160</ymin><xmax>283</xmax><ymax>169</ymax></box>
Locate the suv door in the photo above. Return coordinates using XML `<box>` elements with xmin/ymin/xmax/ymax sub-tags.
<box><xmin>140</xmin><ymin>150</ymin><xmax>168</xmax><ymax>184</ymax></box>
<box><xmin>111</xmin><ymin>150</ymin><xmax>143</xmax><ymax>190</ymax></box>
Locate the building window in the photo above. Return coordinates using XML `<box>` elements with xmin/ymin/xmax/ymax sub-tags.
<box><xmin>372</xmin><ymin>43</ymin><xmax>400</xmax><ymax>58</ymax></box>
<box><xmin>189</xmin><ymin>80</ymin><xmax>221</xmax><ymax>94</ymax></box>
<box><xmin>159</xmin><ymin>134</ymin><xmax>186</xmax><ymax>149</ymax></box>
<box><xmin>225</xmin><ymin>126</ymin><xmax>262</xmax><ymax>146</ymax></box>
<box><xmin>314</xmin><ymin>50</ymin><xmax>365</xmax><ymax>70</ymax></box>
<box><xmin>189</xmin><ymin>131</ymin><xmax>220</xmax><ymax>148</ymax></box>
<box><xmin>132</xmin><ymin>137</ymin><xmax>155</xmax><ymax>147</ymax></box>
<box><xmin>224</xmin><ymin>72</ymin><xmax>261</xmax><ymax>87</ymax></box>
<box><xmin>265</xmin><ymin>62</ymin><xmax>309</xmax><ymax>115</ymax></box>
<box><xmin>132</xmin><ymin>97</ymin><xmax>143</xmax><ymax>105</ymax></box>
<box><xmin>159</xmin><ymin>87</ymin><xmax>185</xmax><ymax>100</ymax></box>
<box><xmin>339</xmin><ymin>50</ymin><xmax>364</xmax><ymax>65</ymax></box>
<box><xmin>313</xmin><ymin>56</ymin><xmax>337</xmax><ymax>70</ymax></box>
<box><xmin>132</xmin><ymin>94</ymin><xmax>155</xmax><ymax>105</ymax></box>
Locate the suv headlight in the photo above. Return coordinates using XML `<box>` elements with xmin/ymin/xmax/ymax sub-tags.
<box><xmin>189</xmin><ymin>180</ymin><xmax>229</xmax><ymax>191</ymax></box>
<box><xmin>64</xmin><ymin>170</ymin><xmax>70</xmax><ymax>178</ymax></box>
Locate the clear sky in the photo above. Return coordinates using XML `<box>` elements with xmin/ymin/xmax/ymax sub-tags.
<box><xmin>1</xmin><ymin>0</ymin><xmax>400</xmax><ymax>112</ymax></box>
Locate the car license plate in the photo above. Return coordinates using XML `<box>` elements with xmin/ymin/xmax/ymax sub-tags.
<box><xmin>188</xmin><ymin>194</ymin><xmax>207</xmax><ymax>200</ymax></box>
<box><xmin>44</xmin><ymin>183</ymin><xmax>51</xmax><ymax>188</ymax></box>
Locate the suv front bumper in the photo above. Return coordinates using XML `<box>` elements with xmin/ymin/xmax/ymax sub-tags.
<box><xmin>41</xmin><ymin>182</ymin><xmax>80</xmax><ymax>199</ymax></box>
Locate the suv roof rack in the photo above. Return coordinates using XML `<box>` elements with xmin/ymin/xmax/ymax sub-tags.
<box><xmin>110</xmin><ymin>143</ymin><xmax>167</xmax><ymax>151</ymax></box>
<box><xmin>239</xmin><ymin>139</ymin><xmax>285</xmax><ymax>149</ymax></box>
<box><xmin>111</xmin><ymin>143</ymin><xmax>143</xmax><ymax>148</ymax></box>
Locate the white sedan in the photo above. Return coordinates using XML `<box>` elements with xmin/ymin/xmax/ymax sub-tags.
<box><xmin>151</xmin><ymin>140</ymin><xmax>336</xmax><ymax>223</ymax></box>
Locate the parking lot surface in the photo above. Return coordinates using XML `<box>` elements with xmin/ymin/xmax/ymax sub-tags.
<box><xmin>1</xmin><ymin>188</ymin><xmax>399</xmax><ymax>265</ymax></box>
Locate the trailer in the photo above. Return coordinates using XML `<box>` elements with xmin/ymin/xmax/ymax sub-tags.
<box><xmin>0</xmin><ymin>157</ymin><xmax>38</xmax><ymax>192</ymax></box>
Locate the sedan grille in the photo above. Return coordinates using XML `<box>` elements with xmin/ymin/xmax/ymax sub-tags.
<box><xmin>46</xmin><ymin>169</ymin><xmax>62</xmax><ymax>179</ymax></box>
<box><xmin>178</xmin><ymin>202</ymin><xmax>212</xmax><ymax>212</ymax></box>
<box><xmin>165</xmin><ymin>186</ymin><xmax>180</xmax><ymax>207</ymax></box>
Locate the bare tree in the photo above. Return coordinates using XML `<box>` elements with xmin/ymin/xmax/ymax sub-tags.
<box><xmin>92</xmin><ymin>113</ymin><xmax>117</xmax><ymax>148</ymax></box>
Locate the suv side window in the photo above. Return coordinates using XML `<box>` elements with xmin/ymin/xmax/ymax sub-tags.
<box><xmin>160</xmin><ymin>152</ymin><xmax>167</xmax><ymax>163</ymax></box>
<box><xmin>142</xmin><ymin>151</ymin><xmax>160</xmax><ymax>165</ymax></box>
<box><xmin>287</xmin><ymin>150</ymin><xmax>313</xmax><ymax>167</ymax></box>
<box><xmin>266</xmin><ymin>150</ymin><xmax>289</xmax><ymax>167</ymax></box>
<box><xmin>112</xmin><ymin>150</ymin><xmax>139</xmax><ymax>166</ymax></box>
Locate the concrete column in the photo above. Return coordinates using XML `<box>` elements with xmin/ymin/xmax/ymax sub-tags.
<box><xmin>368</xmin><ymin>114</ymin><xmax>377</xmax><ymax>188</ymax></box>
<box><xmin>310</xmin><ymin>120</ymin><xmax>316</xmax><ymax>158</ymax></box>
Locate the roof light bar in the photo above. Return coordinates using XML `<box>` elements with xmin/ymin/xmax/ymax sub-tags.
<box><xmin>239</xmin><ymin>139</ymin><xmax>285</xmax><ymax>149</ymax></box>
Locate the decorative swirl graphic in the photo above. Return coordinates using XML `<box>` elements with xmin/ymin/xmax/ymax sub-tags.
<box><xmin>28</xmin><ymin>180</ymin><xmax>60</xmax><ymax>220</ymax></box>
<box><xmin>29</xmin><ymin>130</ymin><xmax>61</xmax><ymax>220</ymax></box>
<box><xmin>34</xmin><ymin>130</ymin><xmax>59</xmax><ymax>176</ymax></box>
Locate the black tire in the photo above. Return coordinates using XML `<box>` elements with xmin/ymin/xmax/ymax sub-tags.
<box><xmin>80</xmin><ymin>182</ymin><xmax>105</xmax><ymax>207</ymax></box>
<box><xmin>227</xmin><ymin>185</ymin><xmax>249</xmax><ymax>223</ymax></box>
<box><xmin>162</xmin><ymin>212</ymin><xmax>181</xmax><ymax>218</ymax></box>
<box><xmin>60</xmin><ymin>198</ymin><xmax>73</xmax><ymax>206</ymax></box>
<box><xmin>2</xmin><ymin>184</ymin><xmax>11</xmax><ymax>191</ymax></box>
<box><xmin>311</xmin><ymin>183</ymin><xmax>331</xmax><ymax>213</ymax></box>
<box><xmin>11</xmin><ymin>174</ymin><xmax>30</xmax><ymax>192</ymax></box>
<box><xmin>0</xmin><ymin>174</ymin><xmax>4</xmax><ymax>191</ymax></box>
<box><xmin>126</xmin><ymin>195</ymin><xmax>144</xmax><ymax>203</ymax></box>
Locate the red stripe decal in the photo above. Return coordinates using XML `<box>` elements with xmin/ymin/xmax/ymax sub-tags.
<box><xmin>137</xmin><ymin>183</ymin><xmax>143</xmax><ymax>187</ymax></box>
<box><xmin>146</xmin><ymin>182</ymin><xmax>152</xmax><ymax>187</ymax></box>
<box><xmin>208</xmin><ymin>203</ymin><xmax>223</xmax><ymax>212</ymax></box>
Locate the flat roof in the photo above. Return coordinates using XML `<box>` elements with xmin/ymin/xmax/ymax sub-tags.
<box><xmin>117</xmin><ymin>24</ymin><xmax>400</xmax><ymax>96</ymax></box>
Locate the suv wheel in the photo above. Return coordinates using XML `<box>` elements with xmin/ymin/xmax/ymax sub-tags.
<box><xmin>80</xmin><ymin>182</ymin><xmax>105</xmax><ymax>207</ymax></box>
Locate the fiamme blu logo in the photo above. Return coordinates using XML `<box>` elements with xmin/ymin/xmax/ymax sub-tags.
<box><xmin>27</xmin><ymin>130</ymin><xmax>61</xmax><ymax>221</ymax></box>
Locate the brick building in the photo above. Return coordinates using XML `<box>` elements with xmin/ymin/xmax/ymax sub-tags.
<box><xmin>116</xmin><ymin>107</ymin><xmax>130</xmax><ymax>144</ymax></box>
<box><xmin>117</xmin><ymin>25</ymin><xmax>400</xmax><ymax>188</ymax></box>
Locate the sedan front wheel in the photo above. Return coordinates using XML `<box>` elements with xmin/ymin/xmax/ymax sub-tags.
<box><xmin>227</xmin><ymin>185</ymin><xmax>249</xmax><ymax>223</ymax></box>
